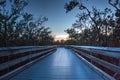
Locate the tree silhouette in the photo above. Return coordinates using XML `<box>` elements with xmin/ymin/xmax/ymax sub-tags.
<box><xmin>0</xmin><ymin>0</ymin><xmax>28</xmax><ymax>46</ymax></box>
<box><xmin>64</xmin><ymin>0</ymin><xmax>119</xmax><ymax>46</ymax></box>
<box><xmin>108</xmin><ymin>0</ymin><xmax>120</xmax><ymax>47</ymax></box>
<box><xmin>0</xmin><ymin>0</ymin><xmax>54</xmax><ymax>47</ymax></box>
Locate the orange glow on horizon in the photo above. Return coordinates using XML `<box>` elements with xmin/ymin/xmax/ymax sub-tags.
<box><xmin>54</xmin><ymin>34</ymin><xmax>68</xmax><ymax>41</ymax></box>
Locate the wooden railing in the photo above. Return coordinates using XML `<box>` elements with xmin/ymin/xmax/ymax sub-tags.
<box><xmin>69</xmin><ymin>46</ymin><xmax>120</xmax><ymax>80</ymax></box>
<box><xmin>0</xmin><ymin>46</ymin><xmax>56</xmax><ymax>80</ymax></box>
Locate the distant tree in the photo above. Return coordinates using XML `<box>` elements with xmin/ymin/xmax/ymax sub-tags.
<box><xmin>65</xmin><ymin>0</ymin><xmax>103</xmax><ymax>45</ymax></box>
<box><xmin>20</xmin><ymin>12</ymin><xmax>35</xmax><ymax>45</ymax></box>
<box><xmin>0</xmin><ymin>0</ymin><xmax>28</xmax><ymax>46</ymax></box>
<box><xmin>108</xmin><ymin>0</ymin><xmax>120</xmax><ymax>47</ymax></box>
<box><xmin>108</xmin><ymin>0</ymin><xmax>120</xmax><ymax>11</ymax></box>
<box><xmin>0</xmin><ymin>0</ymin><xmax>54</xmax><ymax>47</ymax></box>
<box><xmin>64</xmin><ymin>0</ymin><xmax>79</xmax><ymax>13</ymax></box>
<box><xmin>64</xmin><ymin>0</ymin><xmax>118</xmax><ymax>46</ymax></box>
<box><xmin>18</xmin><ymin>15</ymin><xmax>53</xmax><ymax>46</ymax></box>
<box><xmin>64</xmin><ymin>40</ymin><xmax>77</xmax><ymax>45</ymax></box>
<box><xmin>65</xmin><ymin>28</ymin><xmax>79</xmax><ymax>41</ymax></box>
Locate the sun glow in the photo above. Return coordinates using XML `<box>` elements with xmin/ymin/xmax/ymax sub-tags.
<box><xmin>54</xmin><ymin>34</ymin><xmax>69</xmax><ymax>41</ymax></box>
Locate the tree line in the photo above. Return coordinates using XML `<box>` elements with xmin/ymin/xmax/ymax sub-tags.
<box><xmin>64</xmin><ymin>0</ymin><xmax>120</xmax><ymax>47</ymax></box>
<box><xmin>0</xmin><ymin>0</ymin><xmax>54</xmax><ymax>47</ymax></box>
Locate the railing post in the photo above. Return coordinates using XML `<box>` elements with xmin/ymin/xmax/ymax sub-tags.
<box><xmin>90</xmin><ymin>52</ymin><xmax>93</xmax><ymax>64</ymax></box>
<box><xmin>7</xmin><ymin>49</ymin><xmax>11</xmax><ymax>74</ymax></box>
<box><xmin>118</xmin><ymin>59</ymin><xmax>120</xmax><ymax>67</ymax></box>
<box><xmin>29</xmin><ymin>51</ymin><xmax>32</xmax><ymax>62</ymax></box>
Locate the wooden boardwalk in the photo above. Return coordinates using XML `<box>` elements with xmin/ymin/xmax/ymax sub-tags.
<box><xmin>10</xmin><ymin>48</ymin><xmax>104</xmax><ymax>80</ymax></box>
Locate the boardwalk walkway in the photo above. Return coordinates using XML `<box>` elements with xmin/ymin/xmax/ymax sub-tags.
<box><xmin>10</xmin><ymin>48</ymin><xmax>104</xmax><ymax>80</ymax></box>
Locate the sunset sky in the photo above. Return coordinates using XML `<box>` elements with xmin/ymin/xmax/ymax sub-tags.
<box><xmin>25</xmin><ymin>0</ymin><xmax>115</xmax><ymax>40</ymax></box>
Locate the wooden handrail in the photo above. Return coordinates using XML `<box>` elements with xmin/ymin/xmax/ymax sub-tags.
<box><xmin>0</xmin><ymin>48</ymin><xmax>55</xmax><ymax>71</ymax></box>
<box><xmin>70</xmin><ymin>46</ymin><xmax>120</xmax><ymax>80</ymax></box>
<box><xmin>72</xmin><ymin>48</ymin><xmax>120</xmax><ymax>72</ymax></box>
<box><xmin>0</xmin><ymin>46</ymin><xmax>56</xmax><ymax>77</ymax></box>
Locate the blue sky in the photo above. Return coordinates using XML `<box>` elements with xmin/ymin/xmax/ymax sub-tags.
<box><xmin>25</xmin><ymin>0</ymin><xmax>78</xmax><ymax>36</ymax></box>
<box><xmin>25</xmin><ymin>0</ymin><xmax>115</xmax><ymax>36</ymax></box>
